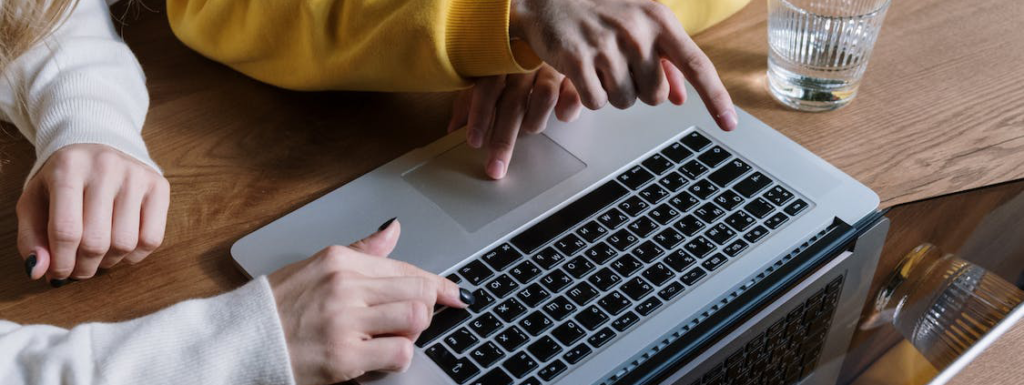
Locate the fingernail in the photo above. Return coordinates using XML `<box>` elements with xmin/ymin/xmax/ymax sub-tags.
<box><xmin>487</xmin><ymin>159</ymin><xmax>506</xmax><ymax>179</ymax></box>
<box><xmin>50</xmin><ymin>279</ymin><xmax>69</xmax><ymax>288</ymax></box>
<box><xmin>467</xmin><ymin>129</ymin><xmax>482</xmax><ymax>148</ymax></box>
<box><xmin>378</xmin><ymin>217</ymin><xmax>397</xmax><ymax>232</ymax></box>
<box><xmin>24</xmin><ymin>254</ymin><xmax>36</xmax><ymax>278</ymax></box>
<box><xmin>459</xmin><ymin>288</ymin><xmax>476</xmax><ymax>306</ymax></box>
<box><xmin>718</xmin><ymin>110</ymin><xmax>738</xmax><ymax>131</ymax></box>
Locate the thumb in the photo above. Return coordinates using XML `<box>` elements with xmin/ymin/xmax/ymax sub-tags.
<box><xmin>16</xmin><ymin>183</ymin><xmax>51</xmax><ymax>280</ymax></box>
<box><xmin>349</xmin><ymin>218</ymin><xmax>401</xmax><ymax>257</ymax></box>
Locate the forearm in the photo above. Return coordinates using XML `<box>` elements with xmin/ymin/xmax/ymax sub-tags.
<box><xmin>0</xmin><ymin>277</ymin><xmax>294</xmax><ymax>385</ymax></box>
<box><xmin>167</xmin><ymin>0</ymin><xmax>540</xmax><ymax>92</ymax></box>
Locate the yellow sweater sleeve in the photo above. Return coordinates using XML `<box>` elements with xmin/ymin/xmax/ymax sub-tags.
<box><xmin>167</xmin><ymin>0</ymin><xmax>749</xmax><ymax>93</ymax></box>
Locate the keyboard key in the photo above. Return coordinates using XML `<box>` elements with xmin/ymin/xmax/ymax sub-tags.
<box><xmin>659</xmin><ymin>281</ymin><xmax>686</xmax><ymax>300</ymax></box>
<box><xmin>684</xmin><ymin>236</ymin><xmax>716</xmax><ymax>259</ymax></box>
<box><xmin>698</xmin><ymin>146</ymin><xmax>731</xmax><ymax>167</ymax></box>
<box><xmin>688</xmin><ymin>179</ymin><xmax>720</xmax><ymax>200</ymax></box>
<box><xmin>744</xmin><ymin>197</ymin><xmax>775</xmax><ymax>219</ymax></box>
<box><xmin>784</xmin><ymin>199</ymin><xmax>808</xmax><ymax>216</ymax></box>
<box><xmin>567</xmin><ymin>282</ymin><xmax>599</xmax><ymax>306</ymax></box>
<box><xmin>509</xmin><ymin>261</ymin><xmax>542</xmax><ymax>284</ymax></box>
<box><xmin>495</xmin><ymin>298</ymin><xmax>528</xmax><ymax>322</ymax></box>
<box><xmin>588</xmin><ymin>267</ymin><xmax>623</xmax><ymax>291</ymax></box>
<box><xmin>744</xmin><ymin>225</ymin><xmax>769</xmax><ymax>243</ymax></box>
<box><xmin>681</xmin><ymin>131</ymin><xmax>712</xmax><ymax>151</ymax></box>
<box><xmin>681</xmin><ymin>267</ymin><xmax>707</xmax><ymax>286</ymax></box>
<box><xmin>445</xmin><ymin>327</ymin><xmax>480</xmax><ymax>353</ymax></box>
<box><xmin>642</xmin><ymin>154</ymin><xmax>674</xmax><ymax>175</ymax></box>
<box><xmin>426</xmin><ymin>344</ymin><xmax>480</xmax><ymax>384</ymax></box>
<box><xmin>542</xmin><ymin>296</ymin><xmax>577</xmax><ymax>321</ymax></box>
<box><xmin>564</xmin><ymin>256</ymin><xmax>595</xmax><ymax>279</ymax></box>
<box><xmin>470</xmin><ymin>369</ymin><xmax>513</xmax><ymax>385</ymax></box>
<box><xmin>482</xmin><ymin>243</ymin><xmax>523</xmax><ymax>271</ymax></box>
<box><xmin>576</xmin><ymin>221</ymin><xmax>608</xmax><ymax>243</ymax></box>
<box><xmin>734</xmin><ymin>172</ymin><xmax>772</xmax><ymax>198</ymax></box>
<box><xmin>459</xmin><ymin>260</ymin><xmax>495</xmax><ymax>286</ymax></box>
<box><xmin>701</xmin><ymin>253</ymin><xmax>728</xmax><ymax>272</ymax></box>
<box><xmin>628</xmin><ymin>216</ymin><xmax>660</xmax><ymax>237</ymax></box>
<box><xmin>503</xmin><ymin>352</ymin><xmax>539</xmax><ymax>378</ymax></box>
<box><xmin>575</xmin><ymin>305</ymin><xmax>610</xmax><ymax>330</ymax></box>
<box><xmin>669</xmin><ymin>191</ymin><xmax>701</xmax><ymax>212</ymax></box>
<box><xmin>531</xmin><ymin>247</ymin><xmax>565</xmax><ymax>270</ymax></box>
<box><xmin>540</xmin><ymin>270</ymin><xmax>573</xmax><ymax>293</ymax></box>
<box><xmin>705</xmin><ymin>223</ymin><xmax>737</xmax><ymax>245</ymax></box>
<box><xmin>469</xmin><ymin>341</ymin><xmax>506</xmax><ymax>368</ymax></box>
<box><xmin>554</xmin><ymin>234</ymin><xmax>586</xmax><ymax>257</ymax></box>
<box><xmin>520</xmin><ymin>378</ymin><xmax>541</xmax><ymax>385</ymax></box>
<box><xmin>618</xmin><ymin>196</ymin><xmax>650</xmax><ymax>217</ymax></box>
<box><xmin>607</xmin><ymin>229</ymin><xmax>639</xmax><ymax>251</ymax></box>
<box><xmin>659</xmin><ymin>172</ymin><xmax>689</xmax><ymax>192</ymax></box>
<box><xmin>618</xmin><ymin>165</ymin><xmax>656</xmax><ymax>190</ymax></box>
<box><xmin>446</xmin><ymin>273</ymin><xmax>462</xmax><ymax>284</ymax></box>
<box><xmin>639</xmin><ymin>184</ymin><xmax>671</xmax><ymax>204</ymax></box>
<box><xmin>469</xmin><ymin>289</ymin><xmax>496</xmax><ymax>312</ymax></box>
<box><xmin>611</xmin><ymin>255</ymin><xmax>644</xmax><ymax>277</ymax></box>
<box><xmin>598</xmin><ymin>291</ymin><xmax>631</xmax><ymax>315</ymax></box>
<box><xmin>680</xmin><ymin>160</ymin><xmax>709</xmax><ymax>179</ymax></box>
<box><xmin>714</xmin><ymin>190</ymin><xmax>745</xmax><ymax>211</ymax></box>
<box><xmin>642</xmin><ymin>262</ymin><xmax>676</xmax><ymax>286</ymax></box>
<box><xmin>486</xmin><ymin>274</ymin><xmax>520</xmax><ymax>298</ymax></box>
<box><xmin>538</xmin><ymin>360</ymin><xmax>568</xmax><ymax>381</ymax></box>
<box><xmin>636</xmin><ymin>296</ymin><xmax>664</xmax><ymax>316</ymax></box>
<box><xmin>564</xmin><ymin>343</ymin><xmax>593</xmax><ymax>365</ymax></box>
<box><xmin>765</xmin><ymin>212</ymin><xmax>789</xmax><ymax>229</ymax></box>
<box><xmin>598</xmin><ymin>208</ymin><xmax>629</xmax><ymax>229</ymax></box>
<box><xmin>527</xmin><ymin>336</ymin><xmax>563</xmax><ymax>362</ymax></box>
<box><xmin>763</xmin><ymin>186</ymin><xmax>794</xmax><ymax>206</ymax></box>
<box><xmin>552</xmin><ymin>321</ymin><xmax>587</xmax><ymax>345</ymax></box>
<box><xmin>725</xmin><ymin>211</ymin><xmax>756</xmax><ymax>232</ymax></box>
<box><xmin>469</xmin><ymin>313</ymin><xmax>503</xmax><ymax>338</ymax></box>
<box><xmin>648</xmin><ymin>204</ymin><xmax>681</xmax><ymax>226</ymax></box>
<box><xmin>653</xmin><ymin>227</ymin><xmax>685</xmax><ymax>249</ymax></box>
<box><xmin>588</xmin><ymin>327</ymin><xmax>618</xmax><ymax>348</ymax></box>
<box><xmin>416</xmin><ymin>308</ymin><xmax>471</xmax><ymax>346</ymax></box>
<box><xmin>517</xmin><ymin>283</ymin><xmax>551</xmax><ymax>308</ymax></box>
<box><xmin>664</xmin><ymin>250</ymin><xmax>697</xmax><ymax>272</ymax></box>
<box><xmin>662</xmin><ymin>142</ymin><xmax>694</xmax><ymax>163</ymax></box>
<box><xmin>520</xmin><ymin>311</ymin><xmax>554</xmax><ymax>336</ymax></box>
<box><xmin>511</xmin><ymin>181</ymin><xmax>628</xmax><ymax>254</ymax></box>
<box><xmin>631</xmin><ymin>240</ymin><xmax>665</xmax><ymax>263</ymax></box>
<box><xmin>621</xmin><ymin>277</ymin><xmax>654</xmax><ymax>300</ymax></box>
<box><xmin>674</xmin><ymin>214</ymin><xmax>705</xmax><ymax>236</ymax></box>
<box><xmin>612</xmin><ymin>311</ymin><xmax>640</xmax><ymax>332</ymax></box>
<box><xmin>694</xmin><ymin>202</ymin><xmax>726</xmax><ymax>223</ymax></box>
<box><xmin>709</xmin><ymin>158</ymin><xmax>751</xmax><ymax>187</ymax></box>
<box><xmin>494</xmin><ymin>326</ymin><xmax>529</xmax><ymax>351</ymax></box>
<box><xmin>723</xmin><ymin>239</ymin><xmax>749</xmax><ymax>257</ymax></box>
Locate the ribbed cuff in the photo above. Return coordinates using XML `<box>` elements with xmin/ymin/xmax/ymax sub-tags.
<box><xmin>446</xmin><ymin>0</ymin><xmax>542</xmax><ymax>77</ymax></box>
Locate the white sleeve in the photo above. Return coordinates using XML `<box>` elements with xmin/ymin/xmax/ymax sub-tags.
<box><xmin>0</xmin><ymin>277</ymin><xmax>296</xmax><ymax>385</ymax></box>
<box><xmin>0</xmin><ymin>0</ymin><xmax>158</xmax><ymax>183</ymax></box>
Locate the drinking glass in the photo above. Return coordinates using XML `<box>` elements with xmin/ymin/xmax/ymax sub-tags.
<box><xmin>766</xmin><ymin>0</ymin><xmax>892</xmax><ymax>111</ymax></box>
<box><xmin>874</xmin><ymin>244</ymin><xmax>1024</xmax><ymax>370</ymax></box>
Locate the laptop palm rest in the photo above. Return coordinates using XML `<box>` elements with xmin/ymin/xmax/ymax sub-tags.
<box><xmin>402</xmin><ymin>133</ymin><xmax>586</xmax><ymax>232</ymax></box>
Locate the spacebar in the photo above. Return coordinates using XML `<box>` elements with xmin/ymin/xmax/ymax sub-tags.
<box><xmin>511</xmin><ymin>181</ymin><xmax>629</xmax><ymax>254</ymax></box>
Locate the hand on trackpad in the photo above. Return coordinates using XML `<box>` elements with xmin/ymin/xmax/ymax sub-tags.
<box><xmin>402</xmin><ymin>134</ymin><xmax>586</xmax><ymax>232</ymax></box>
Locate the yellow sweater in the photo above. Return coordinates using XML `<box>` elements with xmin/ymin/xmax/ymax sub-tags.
<box><xmin>167</xmin><ymin>0</ymin><xmax>749</xmax><ymax>92</ymax></box>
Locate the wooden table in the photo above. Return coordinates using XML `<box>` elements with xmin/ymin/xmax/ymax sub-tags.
<box><xmin>1</xmin><ymin>0</ymin><xmax>1022</xmax><ymax>377</ymax></box>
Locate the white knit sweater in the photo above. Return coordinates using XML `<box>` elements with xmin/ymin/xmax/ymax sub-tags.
<box><xmin>0</xmin><ymin>1</ymin><xmax>297</xmax><ymax>384</ymax></box>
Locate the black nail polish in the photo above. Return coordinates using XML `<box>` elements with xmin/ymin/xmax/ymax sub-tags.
<box><xmin>24</xmin><ymin>254</ymin><xmax>37</xmax><ymax>278</ymax></box>
<box><xmin>50</xmin><ymin>279</ymin><xmax>69</xmax><ymax>288</ymax></box>
<box><xmin>378</xmin><ymin>217</ymin><xmax>397</xmax><ymax>232</ymax></box>
<box><xmin>459</xmin><ymin>288</ymin><xmax>476</xmax><ymax>306</ymax></box>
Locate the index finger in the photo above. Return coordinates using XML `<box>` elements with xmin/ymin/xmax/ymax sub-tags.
<box><xmin>348</xmin><ymin>252</ymin><xmax>468</xmax><ymax>308</ymax></box>
<box><xmin>655</xmin><ymin>20</ymin><xmax>738</xmax><ymax>131</ymax></box>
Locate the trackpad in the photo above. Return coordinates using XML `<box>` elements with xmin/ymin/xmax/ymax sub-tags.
<box><xmin>402</xmin><ymin>134</ymin><xmax>587</xmax><ymax>232</ymax></box>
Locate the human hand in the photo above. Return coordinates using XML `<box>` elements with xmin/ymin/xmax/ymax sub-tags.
<box><xmin>509</xmin><ymin>0</ymin><xmax>738</xmax><ymax>130</ymax></box>
<box><xmin>268</xmin><ymin>219</ymin><xmax>473</xmax><ymax>385</ymax></box>
<box><xmin>17</xmin><ymin>144</ymin><xmax>170</xmax><ymax>286</ymax></box>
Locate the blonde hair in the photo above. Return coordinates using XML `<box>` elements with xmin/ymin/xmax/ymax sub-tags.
<box><xmin>0</xmin><ymin>0</ymin><xmax>78</xmax><ymax>74</ymax></box>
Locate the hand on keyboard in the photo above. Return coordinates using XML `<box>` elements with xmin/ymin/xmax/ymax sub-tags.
<box><xmin>268</xmin><ymin>219</ymin><xmax>470</xmax><ymax>385</ymax></box>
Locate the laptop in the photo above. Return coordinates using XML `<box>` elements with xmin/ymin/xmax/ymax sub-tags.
<box><xmin>231</xmin><ymin>82</ymin><xmax>881</xmax><ymax>385</ymax></box>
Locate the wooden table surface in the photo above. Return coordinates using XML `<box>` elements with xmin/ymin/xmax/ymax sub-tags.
<box><xmin>1</xmin><ymin>0</ymin><xmax>1022</xmax><ymax>340</ymax></box>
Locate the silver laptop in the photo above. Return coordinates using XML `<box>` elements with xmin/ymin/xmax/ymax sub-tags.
<box><xmin>231</xmin><ymin>82</ymin><xmax>879</xmax><ymax>385</ymax></box>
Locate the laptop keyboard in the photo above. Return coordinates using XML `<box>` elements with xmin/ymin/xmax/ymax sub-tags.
<box><xmin>416</xmin><ymin>130</ymin><xmax>812</xmax><ymax>385</ymax></box>
<box><xmin>688</xmin><ymin>275</ymin><xmax>844</xmax><ymax>385</ymax></box>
